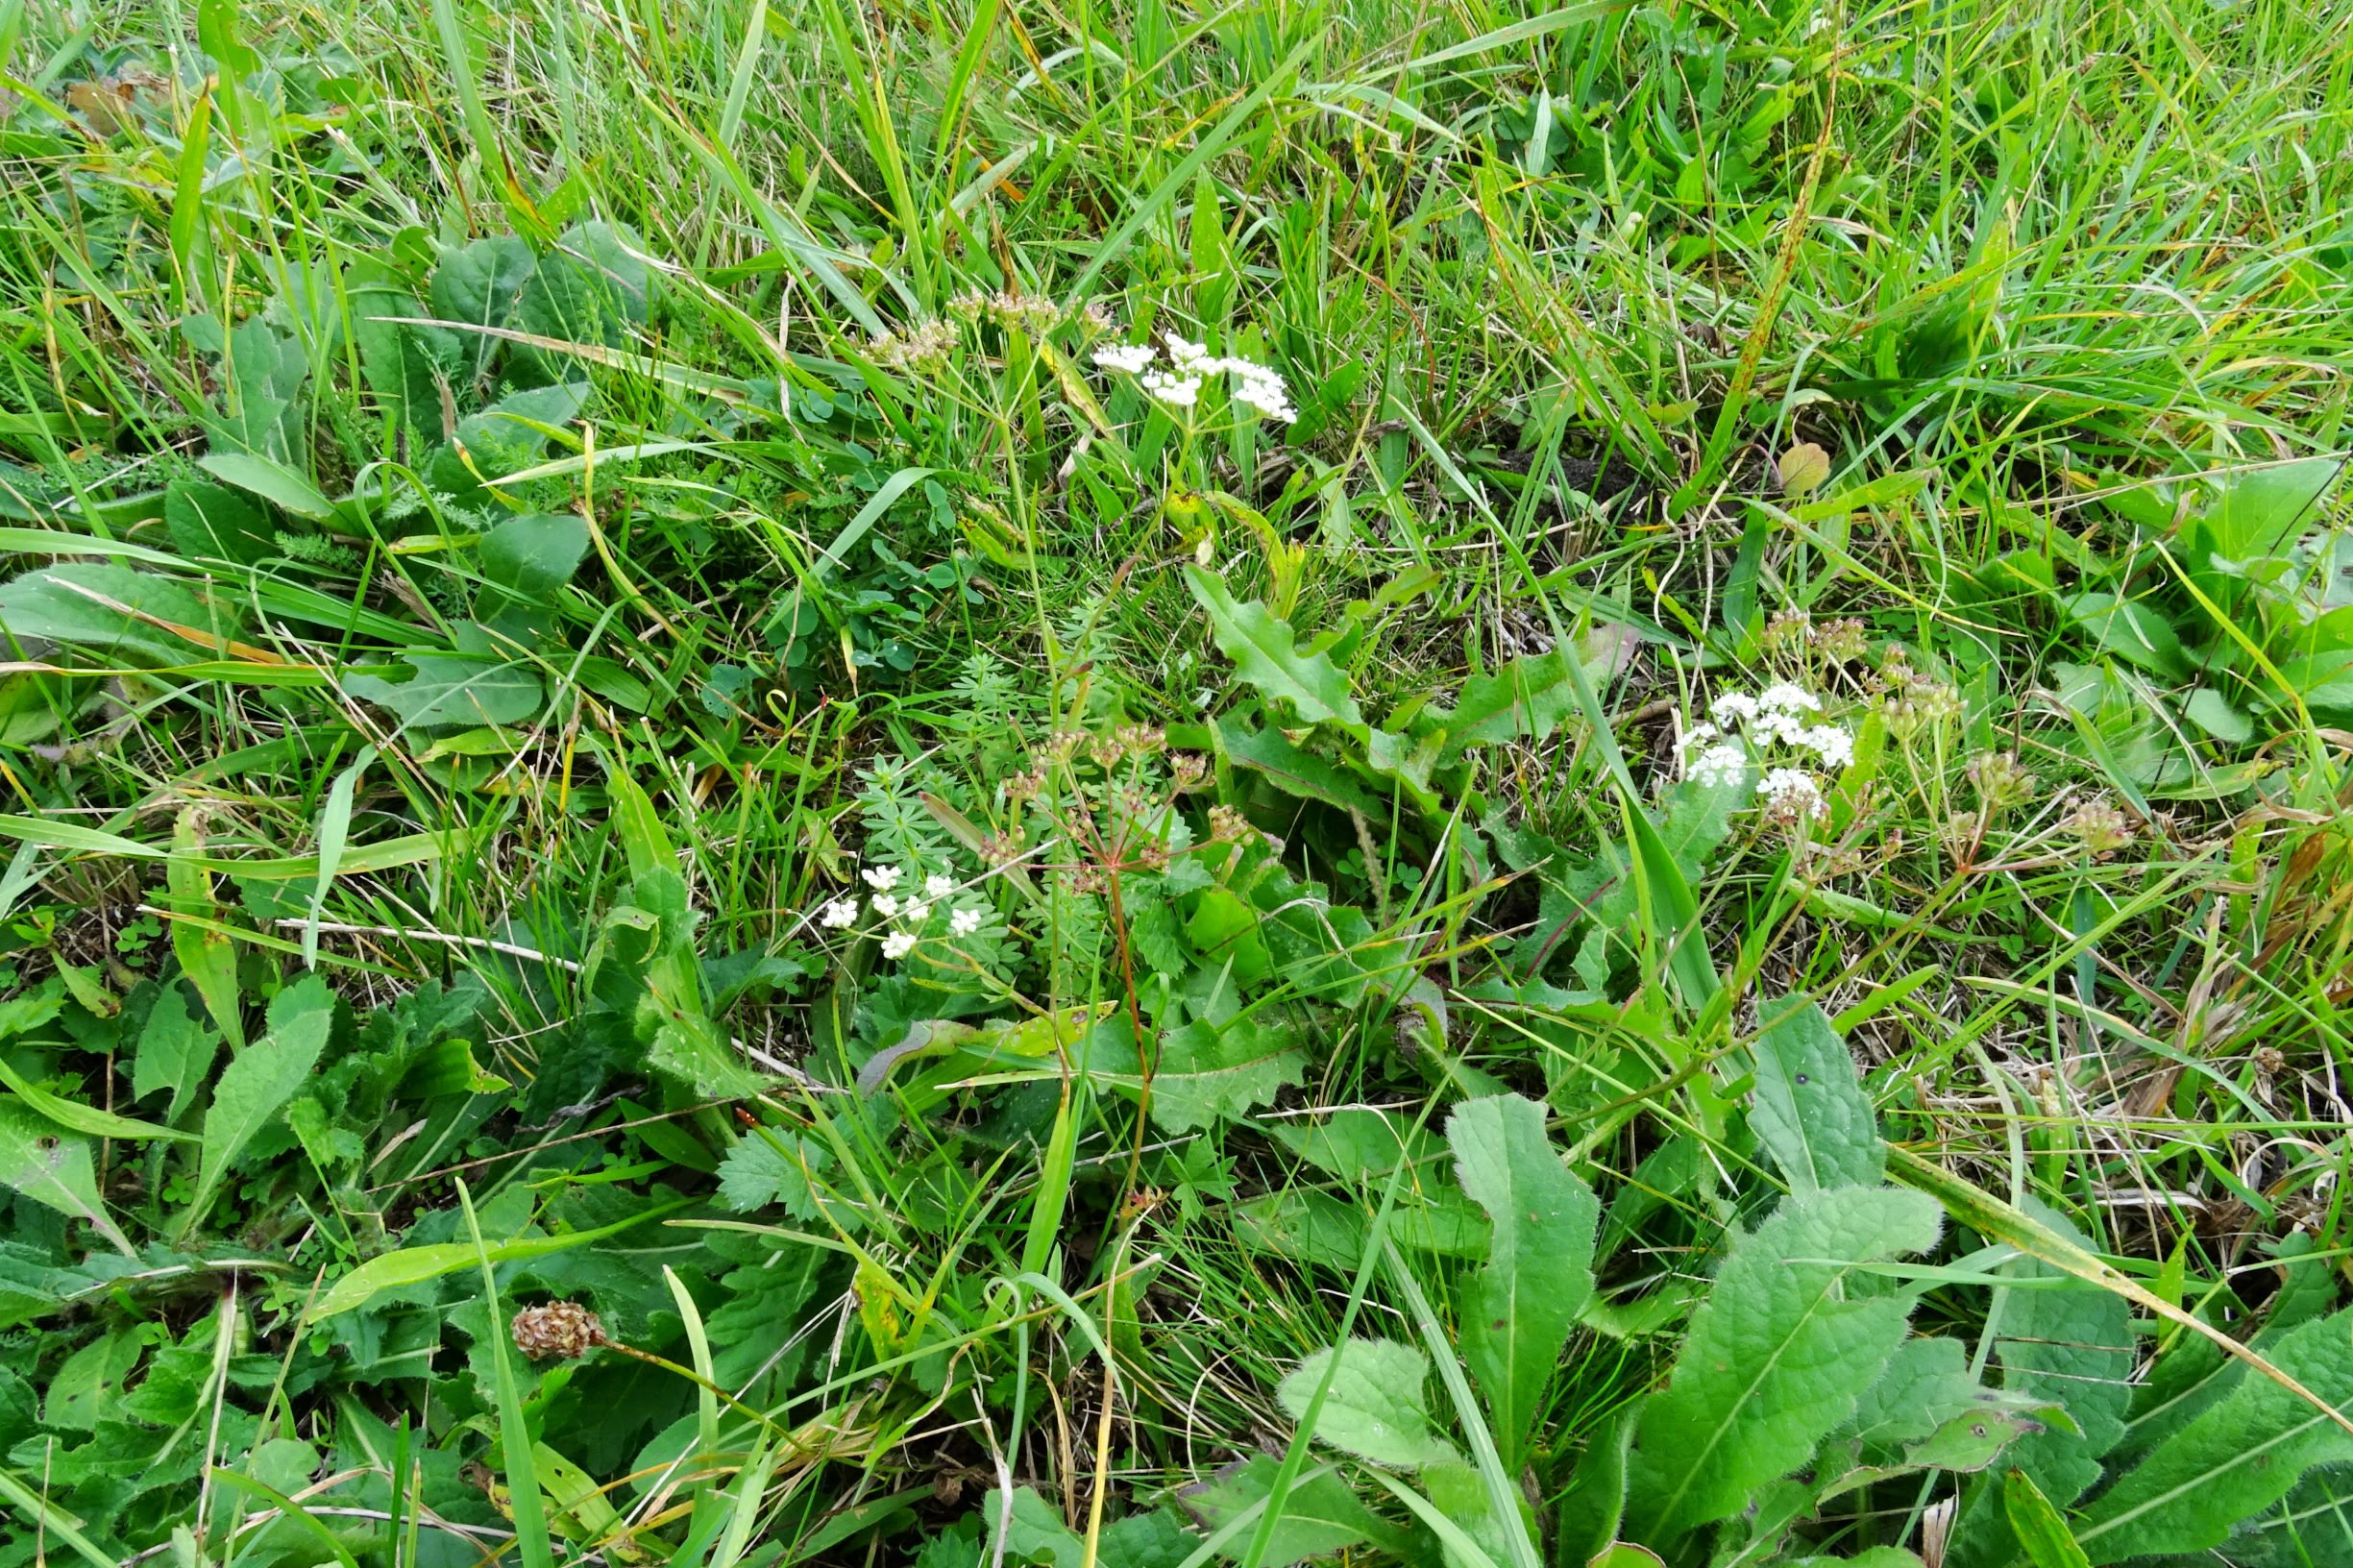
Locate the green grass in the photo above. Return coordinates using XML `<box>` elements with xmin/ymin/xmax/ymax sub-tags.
<box><xmin>4</xmin><ymin>0</ymin><xmax>2353</xmax><ymax>1563</ymax></box>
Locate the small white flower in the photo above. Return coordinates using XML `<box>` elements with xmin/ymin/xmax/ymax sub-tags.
<box><xmin>1687</xmin><ymin>743</ymin><xmax>1751</xmax><ymax>788</ymax></box>
<box><xmin>821</xmin><ymin>898</ymin><xmax>858</xmax><ymax>929</ymax></box>
<box><xmin>1708</xmin><ymin>692</ymin><xmax>1760</xmax><ymax>727</ymax></box>
<box><xmin>881</xmin><ymin>930</ymin><xmax>918</xmax><ymax>960</ymax></box>
<box><xmin>924</xmin><ymin>873</ymin><xmax>954</xmax><ymax>900</ymax></box>
<box><xmin>1140</xmin><ymin>369</ymin><xmax>1204</xmax><ymax>407</ymax></box>
<box><xmin>950</xmin><ymin>907</ymin><xmax>984</xmax><ymax>937</ymax></box>
<box><xmin>1230</xmin><ymin>368</ymin><xmax>1297</xmax><ymax>422</ymax></box>
<box><xmin>1164</xmin><ymin>333</ymin><xmax>1212</xmax><ymax>373</ymax></box>
<box><xmin>1758</xmin><ymin>768</ymin><xmax>1828</xmax><ymax>819</ymax></box>
<box><xmin>1800</xmin><ymin>724</ymin><xmax>1855</xmax><ymax>769</ymax></box>
<box><xmin>870</xmin><ymin>893</ymin><xmax>900</xmax><ymax>919</ymax></box>
<box><xmin>902</xmin><ymin>899</ymin><xmax>931</xmax><ymax>925</ymax></box>
<box><xmin>1757</xmin><ymin>707</ymin><xmax>1811</xmax><ymax>746</ymax></box>
<box><xmin>1675</xmin><ymin>723</ymin><xmax>1721</xmax><ymax>757</ymax></box>
<box><xmin>861</xmin><ymin>864</ymin><xmax>901</xmax><ymax>892</ymax></box>
<box><xmin>1758</xmin><ymin>682</ymin><xmax>1823</xmax><ymax>715</ymax></box>
<box><xmin>1091</xmin><ymin>342</ymin><xmax>1157</xmax><ymax>375</ymax></box>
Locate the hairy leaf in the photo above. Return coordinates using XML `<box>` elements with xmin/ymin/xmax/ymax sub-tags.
<box><xmin>2074</xmin><ymin>1310</ymin><xmax>2353</xmax><ymax>1563</ymax></box>
<box><xmin>1447</xmin><ymin>1093</ymin><xmax>1598</xmax><ymax>1467</ymax></box>
<box><xmin>0</xmin><ymin>1101</ymin><xmax>134</xmax><ymax>1254</ymax></box>
<box><xmin>1626</xmin><ymin>1187</ymin><xmax>1943</xmax><ymax>1539</ymax></box>
<box><xmin>185</xmin><ymin>977</ymin><xmax>335</xmax><ymax>1229</ymax></box>
<box><xmin>1278</xmin><ymin>1336</ymin><xmax>1462</xmax><ymax>1471</ymax></box>
<box><xmin>1749</xmin><ymin>996</ymin><xmax>1882</xmax><ymax>1191</ymax></box>
<box><xmin>1141</xmin><ymin>1017</ymin><xmax>1307</xmax><ymax>1133</ymax></box>
<box><xmin>1184</xmin><ymin>1455</ymin><xmax>1416</xmax><ymax>1565</ymax></box>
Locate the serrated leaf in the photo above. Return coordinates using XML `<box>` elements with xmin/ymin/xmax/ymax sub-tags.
<box><xmin>1278</xmin><ymin>1336</ymin><xmax>1462</xmax><ymax>1471</ymax></box>
<box><xmin>184</xmin><ymin>977</ymin><xmax>335</xmax><ymax>1232</ymax></box>
<box><xmin>1217</xmin><ymin>719</ymin><xmax>1385</xmax><ymax>816</ymax></box>
<box><xmin>2073</xmin><ymin>1310</ymin><xmax>2353</xmax><ymax>1563</ymax></box>
<box><xmin>1627</xmin><ymin>1187</ymin><xmax>1944</xmax><ymax>1538</ymax></box>
<box><xmin>1142</xmin><ymin>1017</ymin><xmax>1307</xmax><ymax>1132</ymax></box>
<box><xmin>1448</xmin><ymin>1093</ymin><xmax>1598</xmax><ymax>1468</ymax></box>
<box><xmin>1750</xmin><ymin>997</ymin><xmax>1883</xmax><ymax>1191</ymax></box>
<box><xmin>1186</xmin><ymin>565</ymin><xmax>1363</xmax><ymax>726</ymax></box>
<box><xmin>714</xmin><ymin>1132</ymin><xmax>824</xmax><ymax>1219</ymax></box>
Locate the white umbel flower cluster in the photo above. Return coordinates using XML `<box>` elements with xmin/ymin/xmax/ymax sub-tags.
<box><xmin>1679</xmin><ymin>683</ymin><xmax>1854</xmax><ymax>827</ymax></box>
<box><xmin>1091</xmin><ymin>334</ymin><xmax>1297</xmax><ymax>421</ymax></box>
<box><xmin>815</xmin><ymin>861</ymin><xmax>993</xmax><ymax>963</ymax></box>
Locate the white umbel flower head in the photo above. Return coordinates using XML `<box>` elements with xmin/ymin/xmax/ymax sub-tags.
<box><xmin>950</xmin><ymin>907</ymin><xmax>984</xmax><ymax>937</ymax></box>
<box><xmin>1758</xmin><ymin>768</ymin><xmax>1828</xmax><ymax>821</ymax></box>
<box><xmin>881</xmin><ymin>930</ymin><xmax>918</xmax><ymax>961</ymax></box>
<box><xmin>860</xmin><ymin>864</ymin><xmax>901</xmax><ymax>892</ymax></box>
<box><xmin>1758</xmin><ymin>682</ymin><xmax>1823</xmax><ymax>715</ymax></box>
<box><xmin>1164</xmin><ymin>333</ymin><xmax>1213</xmax><ymax>373</ymax></box>
<box><xmin>1140</xmin><ymin>368</ymin><xmax>1204</xmax><ymax>406</ymax></box>
<box><xmin>1708</xmin><ymin>691</ymin><xmax>1760</xmax><ymax>727</ymax></box>
<box><xmin>1091</xmin><ymin>342</ymin><xmax>1157</xmax><ymax>375</ymax></box>
<box><xmin>1799</xmin><ymin>724</ymin><xmax>1855</xmax><ymax>769</ymax></box>
<box><xmin>1687</xmin><ymin>743</ymin><xmax>1750</xmax><ymax>788</ymax></box>
<box><xmin>901</xmin><ymin>899</ymin><xmax>931</xmax><ymax>925</ymax></box>
<box><xmin>870</xmin><ymin>892</ymin><xmax>899</xmax><ymax>919</ymax></box>
<box><xmin>1675</xmin><ymin>722</ymin><xmax>1721</xmax><ymax>757</ymax></box>
<box><xmin>1229</xmin><ymin>365</ymin><xmax>1297</xmax><ymax>422</ymax></box>
<box><xmin>924</xmin><ymin>873</ymin><xmax>954</xmax><ymax>900</ymax></box>
<box><xmin>821</xmin><ymin>898</ymin><xmax>858</xmax><ymax>929</ymax></box>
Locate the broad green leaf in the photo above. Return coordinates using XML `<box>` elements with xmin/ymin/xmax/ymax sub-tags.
<box><xmin>1186</xmin><ymin>565</ymin><xmax>1363</xmax><ymax>726</ymax></box>
<box><xmin>163</xmin><ymin>478</ymin><xmax>276</xmax><ymax>566</ymax></box>
<box><xmin>429</xmin><ymin>380</ymin><xmax>590</xmax><ymax>494</ymax></box>
<box><xmin>2182</xmin><ymin>686</ymin><xmax>2253</xmax><ymax>744</ymax></box>
<box><xmin>1627</xmin><ymin>1187</ymin><xmax>1943</xmax><ymax>1538</ymax></box>
<box><xmin>2062</xmin><ymin>593</ymin><xmax>2188</xmax><ymax>679</ymax></box>
<box><xmin>169</xmin><ymin>804</ymin><xmax>244</xmax><ymax>1050</ymax></box>
<box><xmin>184</xmin><ymin>976</ymin><xmax>335</xmax><ymax>1229</ymax></box>
<box><xmin>1424</xmin><ymin>647</ymin><xmax>1596</xmax><ymax>767</ymax></box>
<box><xmin>0</xmin><ymin>562</ymin><xmax>223</xmax><ymax>665</ymax></box>
<box><xmin>1217</xmin><ymin>719</ymin><xmax>1385</xmax><ymax>816</ymax></box>
<box><xmin>346</xmin><ymin>257</ymin><xmax>443</xmax><ymax>433</ymax></box>
<box><xmin>1749</xmin><ymin>997</ymin><xmax>1883</xmax><ymax>1191</ymax></box>
<box><xmin>1140</xmin><ymin>1017</ymin><xmax>1307</xmax><ymax>1132</ymax></box>
<box><xmin>517</xmin><ymin>221</ymin><xmax>657</xmax><ymax>355</ymax></box>
<box><xmin>1447</xmin><ymin>1093</ymin><xmax>1598</xmax><ymax>1468</ymax></box>
<box><xmin>308</xmin><ymin>1196</ymin><xmax>693</xmax><ymax>1318</ymax></box>
<box><xmin>1231</xmin><ymin>1187</ymin><xmax>1490</xmax><ymax>1265</ymax></box>
<box><xmin>1183</xmin><ymin>1455</ymin><xmax>1417</xmax><ymax>1566</ymax></box>
<box><xmin>0</xmin><ymin>1055</ymin><xmax>192</xmax><ymax>1141</ymax></box>
<box><xmin>198</xmin><ymin>451</ymin><xmax>337</xmax><ymax>520</ymax></box>
<box><xmin>2197</xmin><ymin>456</ymin><xmax>2340</xmax><ymax>563</ymax></box>
<box><xmin>1555</xmin><ymin>1402</ymin><xmax>1639</xmax><ymax>1566</ymax></box>
<box><xmin>0</xmin><ymin>1100</ymin><xmax>134</xmax><ymax>1254</ymax></box>
<box><xmin>480</xmin><ymin>512</ymin><xmax>591</xmax><ymax>598</ymax></box>
<box><xmin>346</xmin><ymin>653</ymin><xmax>545</xmax><ymax>729</ymax></box>
<box><xmin>430</xmin><ymin>235</ymin><xmax>536</xmax><ymax>344</ymax></box>
<box><xmin>2073</xmin><ymin>1310</ymin><xmax>2353</xmax><ymax>1563</ymax></box>
<box><xmin>41</xmin><ymin>1328</ymin><xmax>141</xmax><ymax>1431</ymax></box>
<box><xmin>1278</xmin><ymin>1336</ymin><xmax>1463</xmax><ymax>1471</ymax></box>
<box><xmin>2004</xmin><ymin>1469</ymin><xmax>2092</xmax><ymax>1568</ymax></box>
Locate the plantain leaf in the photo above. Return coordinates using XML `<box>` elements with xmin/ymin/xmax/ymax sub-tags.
<box><xmin>1447</xmin><ymin>1093</ymin><xmax>1599</xmax><ymax>1469</ymax></box>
